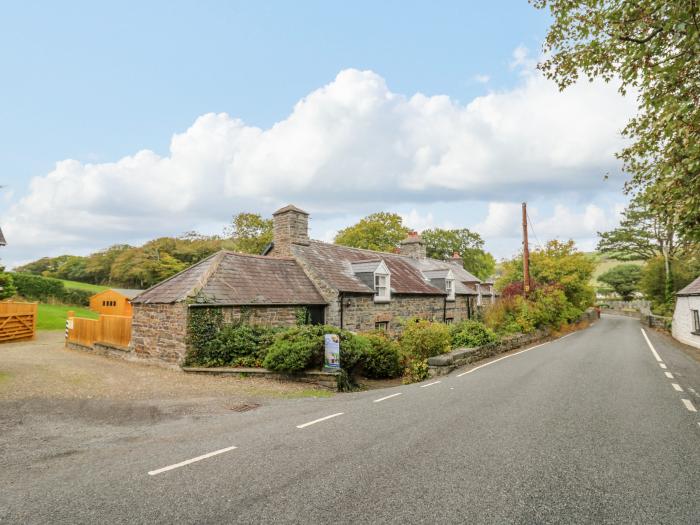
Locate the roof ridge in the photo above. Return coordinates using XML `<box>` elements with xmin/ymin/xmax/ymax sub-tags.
<box><xmin>189</xmin><ymin>251</ymin><xmax>227</xmax><ymax>300</ymax></box>
<box><xmin>221</xmin><ymin>250</ymin><xmax>296</xmax><ymax>261</ymax></box>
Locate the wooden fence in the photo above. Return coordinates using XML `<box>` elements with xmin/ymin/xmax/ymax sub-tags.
<box><xmin>67</xmin><ymin>314</ymin><xmax>131</xmax><ymax>348</ymax></box>
<box><xmin>0</xmin><ymin>301</ymin><xmax>38</xmax><ymax>342</ymax></box>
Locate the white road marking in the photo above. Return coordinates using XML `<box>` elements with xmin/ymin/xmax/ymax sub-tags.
<box><xmin>296</xmin><ymin>412</ymin><xmax>344</xmax><ymax>429</ymax></box>
<box><xmin>672</xmin><ymin>383</ymin><xmax>684</xmax><ymax>392</ymax></box>
<box><xmin>640</xmin><ymin>328</ymin><xmax>662</xmax><ymax>362</ymax></box>
<box><xmin>148</xmin><ymin>446</ymin><xmax>237</xmax><ymax>476</ymax></box>
<box><xmin>665</xmin><ymin>372</ymin><xmax>674</xmax><ymax>379</ymax></box>
<box><xmin>659</xmin><ymin>363</ymin><xmax>667</xmax><ymax>369</ymax></box>
<box><xmin>681</xmin><ymin>399</ymin><xmax>697</xmax><ymax>412</ymax></box>
<box><xmin>420</xmin><ymin>381</ymin><xmax>441</xmax><ymax>388</ymax></box>
<box><xmin>373</xmin><ymin>393</ymin><xmax>402</xmax><ymax>403</ymax></box>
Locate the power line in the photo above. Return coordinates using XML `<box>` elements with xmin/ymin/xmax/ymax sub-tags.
<box><xmin>526</xmin><ymin>212</ymin><xmax>544</xmax><ymax>251</ymax></box>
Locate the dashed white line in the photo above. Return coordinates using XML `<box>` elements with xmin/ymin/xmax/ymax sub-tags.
<box><xmin>665</xmin><ymin>371</ymin><xmax>674</xmax><ymax>379</ymax></box>
<box><xmin>672</xmin><ymin>383</ymin><xmax>684</xmax><ymax>392</ymax></box>
<box><xmin>373</xmin><ymin>393</ymin><xmax>402</xmax><ymax>403</ymax></box>
<box><xmin>681</xmin><ymin>399</ymin><xmax>697</xmax><ymax>413</ymax></box>
<box><xmin>659</xmin><ymin>363</ymin><xmax>667</xmax><ymax>369</ymax></box>
<box><xmin>640</xmin><ymin>328</ymin><xmax>662</xmax><ymax>362</ymax></box>
<box><xmin>420</xmin><ymin>381</ymin><xmax>441</xmax><ymax>388</ymax></box>
<box><xmin>148</xmin><ymin>446</ymin><xmax>237</xmax><ymax>476</ymax></box>
<box><xmin>296</xmin><ymin>412</ymin><xmax>344</xmax><ymax>429</ymax></box>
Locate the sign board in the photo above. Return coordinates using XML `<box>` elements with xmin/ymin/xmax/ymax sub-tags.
<box><xmin>66</xmin><ymin>319</ymin><xmax>74</xmax><ymax>330</ymax></box>
<box><xmin>324</xmin><ymin>333</ymin><xmax>340</xmax><ymax>369</ymax></box>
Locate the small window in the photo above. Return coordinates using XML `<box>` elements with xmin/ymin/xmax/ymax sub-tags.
<box><xmin>374</xmin><ymin>272</ymin><xmax>390</xmax><ymax>302</ymax></box>
<box><xmin>445</xmin><ymin>279</ymin><xmax>455</xmax><ymax>301</ymax></box>
<box><xmin>445</xmin><ymin>318</ymin><xmax>453</xmax><ymax>325</ymax></box>
<box><xmin>375</xmin><ymin>321</ymin><xmax>389</xmax><ymax>331</ymax></box>
<box><xmin>102</xmin><ymin>300</ymin><xmax>107</xmax><ymax>307</ymax></box>
<box><xmin>692</xmin><ymin>309</ymin><xmax>700</xmax><ymax>334</ymax></box>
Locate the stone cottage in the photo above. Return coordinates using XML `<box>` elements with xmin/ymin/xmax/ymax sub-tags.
<box><xmin>130</xmin><ymin>204</ymin><xmax>488</xmax><ymax>364</ymax></box>
<box><xmin>672</xmin><ymin>275</ymin><xmax>700</xmax><ymax>349</ymax></box>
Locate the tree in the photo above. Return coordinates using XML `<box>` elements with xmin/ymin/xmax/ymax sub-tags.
<box><xmin>498</xmin><ymin>239</ymin><xmax>595</xmax><ymax>312</ymax></box>
<box><xmin>0</xmin><ymin>267</ymin><xmax>16</xmax><ymax>299</ymax></box>
<box><xmin>533</xmin><ymin>0</ymin><xmax>700</xmax><ymax>240</ymax></box>
<box><xmin>421</xmin><ymin>228</ymin><xmax>496</xmax><ymax>280</ymax></box>
<box><xmin>598</xmin><ymin>264</ymin><xmax>642</xmax><ymax>301</ymax></box>
<box><xmin>597</xmin><ymin>191</ymin><xmax>691</xmax><ymax>302</ymax></box>
<box><xmin>334</xmin><ymin>212</ymin><xmax>409</xmax><ymax>252</ymax></box>
<box><xmin>640</xmin><ymin>254</ymin><xmax>700</xmax><ymax>313</ymax></box>
<box><xmin>225</xmin><ymin>213</ymin><xmax>273</xmax><ymax>255</ymax></box>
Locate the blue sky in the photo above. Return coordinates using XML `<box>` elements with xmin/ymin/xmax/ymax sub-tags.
<box><xmin>0</xmin><ymin>1</ymin><xmax>633</xmax><ymax>267</ymax></box>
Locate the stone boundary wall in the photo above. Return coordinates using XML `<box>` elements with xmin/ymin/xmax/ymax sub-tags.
<box><xmin>601</xmin><ymin>308</ymin><xmax>642</xmax><ymax>319</ymax></box>
<box><xmin>427</xmin><ymin>309</ymin><xmax>597</xmax><ymax>377</ymax></box>
<box><xmin>642</xmin><ymin>314</ymin><xmax>672</xmax><ymax>331</ymax></box>
<box><xmin>182</xmin><ymin>366</ymin><xmax>339</xmax><ymax>390</ymax></box>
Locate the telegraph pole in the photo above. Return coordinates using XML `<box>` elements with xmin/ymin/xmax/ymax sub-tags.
<box><xmin>522</xmin><ymin>202</ymin><xmax>530</xmax><ymax>296</ymax></box>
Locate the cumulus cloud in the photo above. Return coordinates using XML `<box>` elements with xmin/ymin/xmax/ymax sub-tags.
<box><xmin>3</xmin><ymin>61</ymin><xmax>634</xmax><ymax>265</ymax></box>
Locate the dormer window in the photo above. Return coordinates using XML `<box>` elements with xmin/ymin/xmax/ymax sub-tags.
<box><xmin>351</xmin><ymin>259</ymin><xmax>391</xmax><ymax>303</ymax></box>
<box><xmin>445</xmin><ymin>278</ymin><xmax>455</xmax><ymax>301</ymax></box>
<box><xmin>374</xmin><ymin>270</ymin><xmax>391</xmax><ymax>302</ymax></box>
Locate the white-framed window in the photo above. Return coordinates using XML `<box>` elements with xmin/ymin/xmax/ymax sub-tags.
<box><xmin>374</xmin><ymin>272</ymin><xmax>391</xmax><ymax>302</ymax></box>
<box><xmin>692</xmin><ymin>309</ymin><xmax>700</xmax><ymax>334</ymax></box>
<box><xmin>445</xmin><ymin>278</ymin><xmax>455</xmax><ymax>301</ymax></box>
<box><xmin>375</xmin><ymin>321</ymin><xmax>389</xmax><ymax>331</ymax></box>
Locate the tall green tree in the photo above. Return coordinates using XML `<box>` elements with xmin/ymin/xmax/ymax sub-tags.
<box><xmin>421</xmin><ymin>228</ymin><xmax>496</xmax><ymax>280</ymax></box>
<box><xmin>225</xmin><ymin>212</ymin><xmax>273</xmax><ymax>254</ymax></box>
<box><xmin>598</xmin><ymin>264</ymin><xmax>642</xmax><ymax>301</ymax></box>
<box><xmin>533</xmin><ymin>0</ymin><xmax>700</xmax><ymax>240</ymax></box>
<box><xmin>0</xmin><ymin>267</ymin><xmax>16</xmax><ymax>299</ymax></box>
<box><xmin>597</xmin><ymin>191</ymin><xmax>691</xmax><ymax>302</ymax></box>
<box><xmin>334</xmin><ymin>212</ymin><xmax>409</xmax><ymax>252</ymax></box>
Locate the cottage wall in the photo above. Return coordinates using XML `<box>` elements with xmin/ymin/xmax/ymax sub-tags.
<box><xmin>219</xmin><ymin>305</ymin><xmax>302</xmax><ymax>327</ymax></box>
<box><xmin>337</xmin><ymin>294</ymin><xmax>471</xmax><ymax>332</ymax></box>
<box><xmin>130</xmin><ymin>303</ymin><xmax>188</xmax><ymax>364</ymax></box>
<box><xmin>672</xmin><ymin>296</ymin><xmax>700</xmax><ymax>349</ymax></box>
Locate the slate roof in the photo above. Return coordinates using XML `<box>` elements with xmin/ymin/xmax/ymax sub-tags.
<box><xmin>132</xmin><ymin>251</ymin><xmax>326</xmax><ymax>305</ymax></box>
<box><xmin>677</xmin><ymin>275</ymin><xmax>700</xmax><ymax>296</ymax></box>
<box><xmin>289</xmin><ymin>240</ymin><xmax>482</xmax><ymax>296</ymax></box>
<box><xmin>111</xmin><ymin>288</ymin><xmax>143</xmax><ymax>299</ymax></box>
<box><xmin>0</xmin><ymin>227</ymin><xmax>6</xmax><ymax>246</ymax></box>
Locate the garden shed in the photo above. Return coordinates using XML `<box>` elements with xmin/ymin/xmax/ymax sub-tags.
<box><xmin>89</xmin><ymin>288</ymin><xmax>142</xmax><ymax>316</ymax></box>
<box><xmin>129</xmin><ymin>251</ymin><xmax>326</xmax><ymax>364</ymax></box>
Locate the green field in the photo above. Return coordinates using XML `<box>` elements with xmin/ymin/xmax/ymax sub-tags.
<box><xmin>37</xmin><ymin>304</ymin><xmax>99</xmax><ymax>331</ymax></box>
<box><xmin>588</xmin><ymin>253</ymin><xmax>644</xmax><ymax>286</ymax></box>
<box><xmin>58</xmin><ymin>279</ymin><xmax>110</xmax><ymax>293</ymax></box>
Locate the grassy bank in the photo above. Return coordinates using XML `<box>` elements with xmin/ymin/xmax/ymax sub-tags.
<box><xmin>57</xmin><ymin>280</ymin><xmax>110</xmax><ymax>293</ymax></box>
<box><xmin>37</xmin><ymin>304</ymin><xmax>99</xmax><ymax>331</ymax></box>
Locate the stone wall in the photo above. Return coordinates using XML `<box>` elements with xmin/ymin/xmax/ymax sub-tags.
<box><xmin>130</xmin><ymin>303</ymin><xmax>189</xmax><ymax>364</ymax></box>
<box><xmin>219</xmin><ymin>305</ymin><xmax>301</xmax><ymax>327</ymax></box>
<box><xmin>339</xmin><ymin>294</ymin><xmax>471</xmax><ymax>332</ymax></box>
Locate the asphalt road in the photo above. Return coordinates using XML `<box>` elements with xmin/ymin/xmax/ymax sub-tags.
<box><xmin>2</xmin><ymin>315</ymin><xmax>699</xmax><ymax>524</ymax></box>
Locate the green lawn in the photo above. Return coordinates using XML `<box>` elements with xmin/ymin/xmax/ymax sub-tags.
<box><xmin>37</xmin><ymin>304</ymin><xmax>99</xmax><ymax>331</ymax></box>
<box><xmin>58</xmin><ymin>279</ymin><xmax>110</xmax><ymax>293</ymax></box>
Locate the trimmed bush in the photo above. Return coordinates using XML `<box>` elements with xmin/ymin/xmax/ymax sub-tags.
<box><xmin>360</xmin><ymin>331</ymin><xmax>402</xmax><ymax>379</ymax></box>
<box><xmin>185</xmin><ymin>323</ymin><xmax>279</xmax><ymax>367</ymax></box>
<box><xmin>402</xmin><ymin>358</ymin><xmax>430</xmax><ymax>384</ymax></box>
<box><xmin>11</xmin><ymin>272</ymin><xmax>91</xmax><ymax>305</ymax></box>
<box><xmin>399</xmin><ymin>318</ymin><xmax>451</xmax><ymax>360</ymax></box>
<box><xmin>450</xmin><ymin>320</ymin><xmax>499</xmax><ymax>348</ymax></box>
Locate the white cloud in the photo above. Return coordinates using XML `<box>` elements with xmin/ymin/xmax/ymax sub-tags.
<box><xmin>473</xmin><ymin>74</ymin><xmax>490</xmax><ymax>84</ymax></box>
<box><xmin>2</xmin><ymin>62</ymin><xmax>635</xmax><ymax>266</ymax></box>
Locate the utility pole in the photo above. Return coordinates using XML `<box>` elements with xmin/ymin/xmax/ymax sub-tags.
<box><xmin>522</xmin><ymin>202</ymin><xmax>530</xmax><ymax>296</ymax></box>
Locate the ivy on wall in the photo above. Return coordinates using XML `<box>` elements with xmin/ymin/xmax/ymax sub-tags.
<box><xmin>187</xmin><ymin>307</ymin><xmax>223</xmax><ymax>356</ymax></box>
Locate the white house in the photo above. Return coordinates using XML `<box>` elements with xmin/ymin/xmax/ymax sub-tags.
<box><xmin>672</xmin><ymin>275</ymin><xmax>700</xmax><ymax>349</ymax></box>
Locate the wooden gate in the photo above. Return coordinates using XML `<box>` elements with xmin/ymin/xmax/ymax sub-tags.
<box><xmin>67</xmin><ymin>314</ymin><xmax>131</xmax><ymax>348</ymax></box>
<box><xmin>0</xmin><ymin>302</ymin><xmax>38</xmax><ymax>342</ymax></box>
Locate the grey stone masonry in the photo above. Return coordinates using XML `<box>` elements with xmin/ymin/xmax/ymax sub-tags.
<box><xmin>130</xmin><ymin>303</ymin><xmax>188</xmax><ymax>364</ymax></box>
<box><xmin>399</xmin><ymin>231</ymin><xmax>426</xmax><ymax>259</ymax></box>
<box><xmin>219</xmin><ymin>305</ymin><xmax>301</xmax><ymax>327</ymax></box>
<box><xmin>272</xmin><ymin>204</ymin><xmax>310</xmax><ymax>256</ymax></box>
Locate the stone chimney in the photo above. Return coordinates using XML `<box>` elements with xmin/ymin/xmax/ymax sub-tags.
<box><xmin>399</xmin><ymin>231</ymin><xmax>426</xmax><ymax>259</ymax></box>
<box><xmin>272</xmin><ymin>204</ymin><xmax>310</xmax><ymax>256</ymax></box>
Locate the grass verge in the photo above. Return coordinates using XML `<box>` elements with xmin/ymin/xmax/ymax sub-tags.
<box><xmin>37</xmin><ymin>304</ymin><xmax>99</xmax><ymax>331</ymax></box>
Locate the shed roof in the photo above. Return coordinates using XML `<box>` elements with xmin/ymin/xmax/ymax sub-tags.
<box><xmin>111</xmin><ymin>288</ymin><xmax>144</xmax><ymax>299</ymax></box>
<box><xmin>677</xmin><ymin>275</ymin><xmax>700</xmax><ymax>296</ymax></box>
<box><xmin>132</xmin><ymin>251</ymin><xmax>326</xmax><ymax>305</ymax></box>
<box><xmin>0</xmin><ymin>227</ymin><xmax>6</xmax><ymax>246</ymax></box>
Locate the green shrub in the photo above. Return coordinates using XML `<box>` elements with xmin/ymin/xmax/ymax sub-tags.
<box><xmin>11</xmin><ymin>272</ymin><xmax>91</xmax><ymax>305</ymax></box>
<box><xmin>450</xmin><ymin>320</ymin><xmax>499</xmax><ymax>348</ymax></box>
<box><xmin>185</xmin><ymin>323</ymin><xmax>279</xmax><ymax>367</ymax></box>
<box><xmin>186</xmin><ymin>307</ymin><xmax>223</xmax><ymax>359</ymax></box>
<box><xmin>399</xmin><ymin>318</ymin><xmax>451</xmax><ymax>360</ymax></box>
<box><xmin>360</xmin><ymin>331</ymin><xmax>402</xmax><ymax>379</ymax></box>
<box><xmin>402</xmin><ymin>359</ymin><xmax>430</xmax><ymax>384</ymax></box>
<box><xmin>0</xmin><ymin>270</ymin><xmax>16</xmax><ymax>300</ymax></box>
